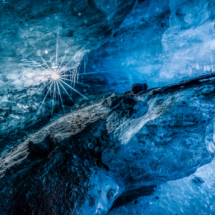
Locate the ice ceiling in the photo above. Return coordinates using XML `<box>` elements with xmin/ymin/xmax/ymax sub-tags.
<box><xmin>1</xmin><ymin>0</ymin><xmax>215</xmax><ymax>149</ymax></box>
<box><xmin>0</xmin><ymin>0</ymin><xmax>136</xmax><ymax>93</ymax></box>
<box><xmin>88</xmin><ymin>0</ymin><xmax>215</xmax><ymax>90</ymax></box>
<box><xmin>0</xmin><ymin>0</ymin><xmax>137</xmax><ymax>150</ymax></box>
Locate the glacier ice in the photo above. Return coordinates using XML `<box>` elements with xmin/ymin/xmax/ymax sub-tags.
<box><xmin>1</xmin><ymin>0</ymin><xmax>215</xmax><ymax>214</ymax></box>
<box><xmin>86</xmin><ymin>0</ymin><xmax>215</xmax><ymax>91</ymax></box>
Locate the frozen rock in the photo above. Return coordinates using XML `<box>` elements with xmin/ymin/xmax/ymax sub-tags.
<box><xmin>28</xmin><ymin>130</ymin><xmax>50</xmax><ymax>155</ymax></box>
<box><xmin>1</xmin><ymin>74</ymin><xmax>215</xmax><ymax>214</ymax></box>
<box><xmin>192</xmin><ymin>176</ymin><xmax>204</xmax><ymax>184</ymax></box>
<box><xmin>102</xmin><ymin>93</ymin><xmax>121</xmax><ymax>108</ymax></box>
<box><xmin>131</xmin><ymin>83</ymin><xmax>148</xmax><ymax>94</ymax></box>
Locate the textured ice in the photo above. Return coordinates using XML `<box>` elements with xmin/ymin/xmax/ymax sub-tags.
<box><xmin>0</xmin><ymin>0</ymin><xmax>136</xmax><ymax>152</ymax></box>
<box><xmin>78</xmin><ymin>169</ymin><xmax>123</xmax><ymax>215</ymax></box>
<box><xmin>0</xmin><ymin>0</ymin><xmax>136</xmax><ymax>93</ymax></box>
<box><xmin>87</xmin><ymin>0</ymin><xmax>215</xmax><ymax>90</ymax></box>
<box><xmin>2</xmin><ymin>0</ymin><xmax>215</xmax><ymax>148</ymax></box>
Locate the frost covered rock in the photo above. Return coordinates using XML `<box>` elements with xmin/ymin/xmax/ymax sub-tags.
<box><xmin>102</xmin><ymin>75</ymin><xmax>215</xmax><ymax>188</ymax></box>
<box><xmin>1</xmin><ymin>74</ymin><xmax>215</xmax><ymax>214</ymax></box>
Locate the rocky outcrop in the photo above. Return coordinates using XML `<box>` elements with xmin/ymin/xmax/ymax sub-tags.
<box><xmin>1</xmin><ymin>74</ymin><xmax>215</xmax><ymax>214</ymax></box>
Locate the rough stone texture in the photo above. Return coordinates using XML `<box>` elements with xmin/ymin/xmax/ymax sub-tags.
<box><xmin>1</xmin><ymin>74</ymin><xmax>215</xmax><ymax>214</ymax></box>
<box><xmin>102</xmin><ymin>93</ymin><xmax>121</xmax><ymax>108</ymax></box>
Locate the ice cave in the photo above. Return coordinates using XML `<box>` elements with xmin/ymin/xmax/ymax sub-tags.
<box><xmin>1</xmin><ymin>0</ymin><xmax>215</xmax><ymax>214</ymax></box>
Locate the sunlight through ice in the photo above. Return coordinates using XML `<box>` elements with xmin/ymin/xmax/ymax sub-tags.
<box><xmin>28</xmin><ymin>31</ymin><xmax>93</xmax><ymax>116</ymax></box>
<box><xmin>51</xmin><ymin>73</ymin><xmax>60</xmax><ymax>80</ymax></box>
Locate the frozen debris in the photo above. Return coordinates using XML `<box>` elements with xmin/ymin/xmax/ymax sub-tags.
<box><xmin>131</xmin><ymin>83</ymin><xmax>148</xmax><ymax>95</ymax></box>
<box><xmin>192</xmin><ymin>176</ymin><xmax>205</xmax><ymax>184</ymax></box>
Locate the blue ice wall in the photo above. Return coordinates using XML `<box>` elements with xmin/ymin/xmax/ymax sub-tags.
<box><xmin>86</xmin><ymin>0</ymin><xmax>215</xmax><ymax>91</ymax></box>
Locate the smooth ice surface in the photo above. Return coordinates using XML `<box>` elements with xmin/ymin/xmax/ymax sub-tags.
<box><xmin>108</xmin><ymin>158</ymin><xmax>215</xmax><ymax>215</ymax></box>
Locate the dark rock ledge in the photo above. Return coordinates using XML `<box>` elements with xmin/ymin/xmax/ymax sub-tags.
<box><xmin>1</xmin><ymin>73</ymin><xmax>215</xmax><ymax>214</ymax></box>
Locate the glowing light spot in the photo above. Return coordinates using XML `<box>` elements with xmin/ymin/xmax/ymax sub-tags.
<box><xmin>51</xmin><ymin>73</ymin><xmax>60</xmax><ymax>80</ymax></box>
<box><xmin>29</xmin><ymin>33</ymin><xmax>89</xmax><ymax>116</ymax></box>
